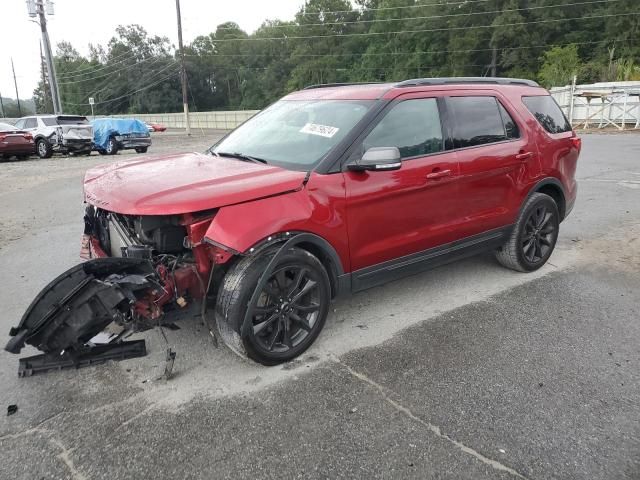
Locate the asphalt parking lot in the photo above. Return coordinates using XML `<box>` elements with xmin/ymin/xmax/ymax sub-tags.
<box><xmin>1</xmin><ymin>132</ymin><xmax>639</xmax><ymax>479</ymax></box>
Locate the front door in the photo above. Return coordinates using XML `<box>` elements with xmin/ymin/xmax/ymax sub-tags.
<box><xmin>344</xmin><ymin>96</ymin><xmax>460</xmax><ymax>283</ymax></box>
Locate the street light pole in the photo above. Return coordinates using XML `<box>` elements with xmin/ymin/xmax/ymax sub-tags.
<box><xmin>28</xmin><ymin>0</ymin><xmax>62</xmax><ymax>114</ymax></box>
<box><xmin>175</xmin><ymin>0</ymin><xmax>191</xmax><ymax>135</ymax></box>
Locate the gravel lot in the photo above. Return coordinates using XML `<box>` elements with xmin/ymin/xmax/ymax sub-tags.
<box><xmin>0</xmin><ymin>131</ymin><xmax>639</xmax><ymax>479</ymax></box>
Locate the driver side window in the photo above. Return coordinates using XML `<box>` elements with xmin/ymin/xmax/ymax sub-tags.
<box><xmin>363</xmin><ymin>98</ymin><xmax>444</xmax><ymax>159</ymax></box>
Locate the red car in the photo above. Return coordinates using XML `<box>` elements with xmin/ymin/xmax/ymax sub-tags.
<box><xmin>6</xmin><ymin>78</ymin><xmax>580</xmax><ymax>366</ymax></box>
<box><xmin>0</xmin><ymin>122</ymin><xmax>35</xmax><ymax>160</ymax></box>
<box><xmin>147</xmin><ymin>122</ymin><xmax>167</xmax><ymax>132</ymax></box>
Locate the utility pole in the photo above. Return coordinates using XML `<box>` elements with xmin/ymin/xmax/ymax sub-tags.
<box><xmin>11</xmin><ymin>58</ymin><xmax>22</xmax><ymax>117</ymax></box>
<box><xmin>175</xmin><ymin>0</ymin><xmax>191</xmax><ymax>135</ymax></box>
<box><xmin>40</xmin><ymin>41</ymin><xmax>52</xmax><ymax>113</ymax></box>
<box><xmin>0</xmin><ymin>91</ymin><xmax>5</xmax><ymax>118</ymax></box>
<box><xmin>28</xmin><ymin>0</ymin><xmax>62</xmax><ymax>114</ymax></box>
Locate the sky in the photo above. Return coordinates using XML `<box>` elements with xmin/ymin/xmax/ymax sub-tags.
<box><xmin>0</xmin><ymin>0</ymin><xmax>306</xmax><ymax>100</ymax></box>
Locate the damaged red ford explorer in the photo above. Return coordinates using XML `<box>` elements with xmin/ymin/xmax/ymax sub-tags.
<box><xmin>6</xmin><ymin>78</ymin><xmax>580</xmax><ymax>367</ymax></box>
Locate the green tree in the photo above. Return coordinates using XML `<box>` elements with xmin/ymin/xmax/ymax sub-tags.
<box><xmin>538</xmin><ymin>45</ymin><xmax>582</xmax><ymax>88</ymax></box>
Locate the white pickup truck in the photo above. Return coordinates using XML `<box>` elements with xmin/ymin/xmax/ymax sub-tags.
<box><xmin>13</xmin><ymin>115</ymin><xmax>94</xmax><ymax>158</ymax></box>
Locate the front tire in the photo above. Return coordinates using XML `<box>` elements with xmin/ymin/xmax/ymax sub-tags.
<box><xmin>216</xmin><ymin>247</ymin><xmax>331</xmax><ymax>365</ymax></box>
<box><xmin>495</xmin><ymin>192</ymin><xmax>559</xmax><ymax>272</ymax></box>
<box><xmin>36</xmin><ymin>139</ymin><xmax>53</xmax><ymax>159</ymax></box>
<box><xmin>105</xmin><ymin>137</ymin><xmax>118</xmax><ymax>155</ymax></box>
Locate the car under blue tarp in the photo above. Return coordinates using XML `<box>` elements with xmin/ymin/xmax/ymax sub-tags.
<box><xmin>91</xmin><ymin>118</ymin><xmax>149</xmax><ymax>150</ymax></box>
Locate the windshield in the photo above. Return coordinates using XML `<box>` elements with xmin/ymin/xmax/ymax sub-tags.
<box><xmin>211</xmin><ymin>99</ymin><xmax>374</xmax><ymax>170</ymax></box>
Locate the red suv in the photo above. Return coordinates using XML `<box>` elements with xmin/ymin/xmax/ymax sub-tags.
<box><xmin>6</xmin><ymin>78</ymin><xmax>580</xmax><ymax>366</ymax></box>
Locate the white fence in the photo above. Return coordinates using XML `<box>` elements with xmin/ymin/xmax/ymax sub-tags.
<box><xmin>550</xmin><ymin>81</ymin><xmax>640</xmax><ymax>129</ymax></box>
<box><xmin>0</xmin><ymin>110</ymin><xmax>259</xmax><ymax>130</ymax></box>
<box><xmin>115</xmin><ymin>110</ymin><xmax>259</xmax><ymax>130</ymax></box>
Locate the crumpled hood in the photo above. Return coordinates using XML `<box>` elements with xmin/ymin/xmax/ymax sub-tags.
<box><xmin>83</xmin><ymin>152</ymin><xmax>307</xmax><ymax>215</ymax></box>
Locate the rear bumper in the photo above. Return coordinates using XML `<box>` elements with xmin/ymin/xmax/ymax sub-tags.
<box><xmin>0</xmin><ymin>143</ymin><xmax>35</xmax><ymax>154</ymax></box>
<box><xmin>58</xmin><ymin>139</ymin><xmax>93</xmax><ymax>152</ymax></box>
<box><xmin>564</xmin><ymin>182</ymin><xmax>577</xmax><ymax>219</ymax></box>
<box><xmin>117</xmin><ymin>138</ymin><xmax>152</xmax><ymax>149</ymax></box>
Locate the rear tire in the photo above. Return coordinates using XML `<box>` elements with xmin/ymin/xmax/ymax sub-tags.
<box><xmin>36</xmin><ymin>139</ymin><xmax>53</xmax><ymax>159</ymax></box>
<box><xmin>135</xmin><ymin>147</ymin><xmax>148</xmax><ymax>154</ymax></box>
<box><xmin>495</xmin><ymin>192</ymin><xmax>559</xmax><ymax>272</ymax></box>
<box><xmin>216</xmin><ymin>247</ymin><xmax>331</xmax><ymax>365</ymax></box>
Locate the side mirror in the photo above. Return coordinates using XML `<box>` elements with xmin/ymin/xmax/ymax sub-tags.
<box><xmin>348</xmin><ymin>147</ymin><xmax>401</xmax><ymax>172</ymax></box>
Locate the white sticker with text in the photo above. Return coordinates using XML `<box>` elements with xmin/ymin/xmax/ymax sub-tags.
<box><xmin>299</xmin><ymin>123</ymin><xmax>340</xmax><ymax>138</ymax></box>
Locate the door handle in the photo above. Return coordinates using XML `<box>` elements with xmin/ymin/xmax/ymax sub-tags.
<box><xmin>515</xmin><ymin>151</ymin><xmax>534</xmax><ymax>161</ymax></box>
<box><xmin>426</xmin><ymin>169</ymin><xmax>451</xmax><ymax>180</ymax></box>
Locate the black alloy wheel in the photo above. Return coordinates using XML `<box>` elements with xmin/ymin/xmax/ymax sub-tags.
<box><xmin>216</xmin><ymin>247</ymin><xmax>331</xmax><ymax>365</ymax></box>
<box><xmin>521</xmin><ymin>203</ymin><xmax>556</xmax><ymax>263</ymax></box>
<box><xmin>495</xmin><ymin>192</ymin><xmax>560</xmax><ymax>272</ymax></box>
<box><xmin>249</xmin><ymin>265</ymin><xmax>322</xmax><ymax>354</ymax></box>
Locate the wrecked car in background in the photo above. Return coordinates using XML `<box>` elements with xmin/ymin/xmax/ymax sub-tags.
<box><xmin>5</xmin><ymin>78</ymin><xmax>580</xmax><ymax>370</ymax></box>
<box><xmin>92</xmin><ymin>118</ymin><xmax>152</xmax><ymax>155</ymax></box>
<box><xmin>14</xmin><ymin>115</ymin><xmax>93</xmax><ymax>158</ymax></box>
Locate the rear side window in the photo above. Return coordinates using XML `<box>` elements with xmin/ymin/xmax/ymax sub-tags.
<box><xmin>42</xmin><ymin>118</ymin><xmax>58</xmax><ymax>126</ymax></box>
<box><xmin>363</xmin><ymin>98</ymin><xmax>443</xmax><ymax>159</ymax></box>
<box><xmin>522</xmin><ymin>95</ymin><xmax>571</xmax><ymax>133</ymax></box>
<box><xmin>24</xmin><ymin>118</ymin><xmax>37</xmax><ymax>129</ymax></box>
<box><xmin>448</xmin><ymin>96</ymin><xmax>508</xmax><ymax>148</ymax></box>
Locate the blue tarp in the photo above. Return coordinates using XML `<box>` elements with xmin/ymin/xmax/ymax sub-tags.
<box><xmin>91</xmin><ymin>118</ymin><xmax>149</xmax><ymax>150</ymax></box>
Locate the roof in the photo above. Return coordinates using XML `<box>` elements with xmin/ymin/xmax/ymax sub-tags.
<box><xmin>284</xmin><ymin>77</ymin><xmax>544</xmax><ymax>101</ymax></box>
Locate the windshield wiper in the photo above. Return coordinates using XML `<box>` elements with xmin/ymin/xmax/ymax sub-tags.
<box><xmin>215</xmin><ymin>151</ymin><xmax>268</xmax><ymax>164</ymax></box>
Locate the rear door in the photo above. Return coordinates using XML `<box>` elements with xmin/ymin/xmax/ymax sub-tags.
<box><xmin>445</xmin><ymin>93</ymin><xmax>538</xmax><ymax>237</ymax></box>
<box><xmin>344</xmin><ymin>94</ymin><xmax>460</xmax><ymax>277</ymax></box>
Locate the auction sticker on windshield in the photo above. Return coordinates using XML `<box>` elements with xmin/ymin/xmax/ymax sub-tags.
<box><xmin>299</xmin><ymin>123</ymin><xmax>340</xmax><ymax>138</ymax></box>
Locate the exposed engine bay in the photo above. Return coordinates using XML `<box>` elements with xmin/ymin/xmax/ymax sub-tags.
<box><xmin>5</xmin><ymin>205</ymin><xmax>225</xmax><ymax>371</ymax></box>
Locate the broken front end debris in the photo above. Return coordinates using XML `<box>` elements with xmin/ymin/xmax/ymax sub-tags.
<box><xmin>5</xmin><ymin>205</ymin><xmax>228</xmax><ymax>371</ymax></box>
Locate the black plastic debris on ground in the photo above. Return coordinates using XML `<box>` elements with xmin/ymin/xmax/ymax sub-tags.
<box><xmin>7</xmin><ymin>405</ymin><xmax>18</xmax><ymax>416</ymax></box>
<box><xmin>17</xmin><ymin>340</ymin><xmax>147</xmax><ymax>377</ymax></box>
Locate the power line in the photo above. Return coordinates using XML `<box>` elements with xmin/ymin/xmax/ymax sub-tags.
<box><xmin>297</xmin><ymin>0</ymin><xmax>491</xmax><ymax>16</ymax></box>
<box><xmin>213</xmin><ymin>0</ymin><xmax>619</xmax><ymax>32</ymax></box>
<box><xmin>208</xmin><ymin>12</ymin><xmax>639</xmax><ymax>42</ymax></box>
<box><xmin>64</xmin><ymin>63</ymin><xmax>180</xmax><ymax>106</ymax></box>
<box><xmin>58</xmin><ymin>56</ymin><xmax>172</xmax><ymax>85</ymax></box>
<box><xmin>66</xmin><ymin>70</ymin><xmax>180</xmax><ymax>107</ymax></box>
<box><xmin>184</xmin><ymin>39</ymin><xmax>622</xmax><ymax>60</ymax></box>
<box><xmin>56</xmin><ymin>49</ymin><xmax>148</xmax><ymax>79</ymax></box>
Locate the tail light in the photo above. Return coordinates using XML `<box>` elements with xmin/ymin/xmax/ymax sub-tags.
<box><xmin>24</xmin><ymin>133</ymin><xmax>33</xmax><ymax>142</ymax></box>
<box><xmin>0</xmin><ymin>134</ymin><xmax>6</xmax><ymax>142</ymax></box>
<box><xmin>571</xmin><ymin>135</ymin><xmax>581</xmax><ymax>152</ymax></box>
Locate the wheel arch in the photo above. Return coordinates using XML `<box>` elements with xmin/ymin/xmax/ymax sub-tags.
<box><xmin>528</xmin><ymin>178</ymin><xmax>567</xmax><ymax>220</ymax></box>
<box><xmin>243</xmin><ymin>232</ymin><xmax>345</xmax><ymax>299</ymax></box>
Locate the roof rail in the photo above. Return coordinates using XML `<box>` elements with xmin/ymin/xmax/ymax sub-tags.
<box><xmin>396</xmin><ymin>77</ymin><xmax>539</xmax><ymax>88</ymax></box>
<box><xmin>303</xmin><ymin>82</ymin><xmax>383</xmax><ymax>90</ymax></box>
